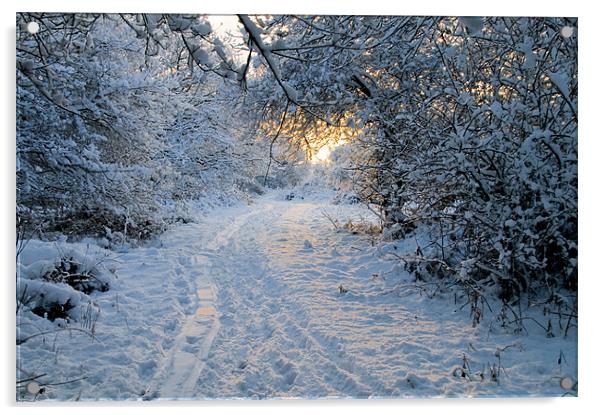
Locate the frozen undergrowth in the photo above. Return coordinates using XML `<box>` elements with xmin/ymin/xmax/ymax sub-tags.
<box><xmin>16</xmin><ymin>188</ymin><xmax>577</xmax><ymax>400</ymax></box>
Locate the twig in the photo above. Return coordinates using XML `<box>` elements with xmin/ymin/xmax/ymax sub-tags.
<box><xmin>17</xmin><ymin>327</ymin><xmax>99</xmax><ymax>346</ymax></box>
<box><xmin>320</xmin><ymin>209</ymin><xmax>340</xmax><ymax>230</ymax></box>
<box><xmin>41</xmin><ymin>376</ymin><xmax>88</xmax><ymax>387</ymax></box>
<box><xmin>16</xmin><ymin>373</ymin><xmax>47</xmax><ymax>384</ymax></box>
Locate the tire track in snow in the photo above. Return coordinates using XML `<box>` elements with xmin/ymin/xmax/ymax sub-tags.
<box><xmin>144</xmin><ymin>206</ymin><xmax>264</xmax><ymax>399</ymax></box>
<box><xmin>191</xmin><ymin>200</ymin><xmax>394</xmax><ymax>398</ymax></box>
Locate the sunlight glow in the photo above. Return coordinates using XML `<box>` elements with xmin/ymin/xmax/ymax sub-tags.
<box><xmin>311</xmin><ymin>139</ymin><xmax>348</xmax><ymax>164</ymax></box>
<box><xmin>315</xmin><ymin>146</ymin><xmax>332</xmax><ymax>162</ymax></box>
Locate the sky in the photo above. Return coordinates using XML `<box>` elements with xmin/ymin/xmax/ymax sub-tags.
<box><xmin>207</xmin><ymin>14</ymin><xmax>240</xmax><ymax>37</ymax></box>
<box><xmin>207</xmin><ymin>14</ymin><xmax>247</xmax><ymax>63</ymax></box>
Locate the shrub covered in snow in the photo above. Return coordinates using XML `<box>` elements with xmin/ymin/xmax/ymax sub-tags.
<box><xmin>355</xmin><ymin>17</ymin><xmax>578</xmax><ymax>306</ymax></box>
<box><xmin>17</xmin><ymin>240</ymin><xmax>112</xmax><ymax>343</ymax></box>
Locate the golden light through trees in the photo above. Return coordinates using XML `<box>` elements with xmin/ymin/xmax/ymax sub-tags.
<box><xmin>260</xmin><ymin>107</ymin><xmax>360</xmax><ymax>165</ymax></box>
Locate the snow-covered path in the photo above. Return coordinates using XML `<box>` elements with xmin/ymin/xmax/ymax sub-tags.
<box><xmin>17</xmin><ymin>190</ymin><xmax>577</xmax><ymax>400</ymax></box>
<box><xmin>146</xmin><ymin>192</ymin><xmax>576</xmax><ymax>399</ymax></box>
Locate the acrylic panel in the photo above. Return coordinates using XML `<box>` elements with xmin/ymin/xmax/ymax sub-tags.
<box><xmin>16</xmin><ymin>13</ymin><xmax>578</xmax><ymax>401</ymax></box>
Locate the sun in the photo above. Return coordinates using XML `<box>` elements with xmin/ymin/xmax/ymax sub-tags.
<box><xmin>315</xmin><ymin>146</ymin><xmax>331</xmax><ymax>163</ymax></box>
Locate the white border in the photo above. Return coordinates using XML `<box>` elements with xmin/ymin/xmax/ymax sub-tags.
<box><xmin>6</xmin><ymin>0</ymin><xmax>583</xmax><ymax>15</ymax></box>
<box><xmin>3</xmin><ymin>1</ymin><xmax>599</xmax><ymax>415</ymax></box>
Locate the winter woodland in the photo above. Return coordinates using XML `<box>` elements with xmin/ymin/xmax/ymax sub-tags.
<box><xmin>16</xmin><ymin>14</ymin><xmax>577</xmax><ymax>400</ymax></box>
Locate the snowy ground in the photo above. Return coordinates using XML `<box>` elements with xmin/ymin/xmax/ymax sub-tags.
<box><xmin>16</xmin><ymin>188</ymin><xmax>577</xmax><ymax>400</ymax></box>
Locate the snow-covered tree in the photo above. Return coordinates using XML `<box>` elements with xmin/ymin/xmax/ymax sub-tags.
<box><xmin>16</xmin><ymin>12</ymin><xmax>578</xmax><ymax>303</ymax></box>
<box><xmin>239</xmin><ymin>15</ymin><xmax>578</xmax><ymax>303</ymax></box>
<box><xmin>17</xmin><ymin>13</ymin><xmax>265</xmax><ymax>241</ymax></box>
